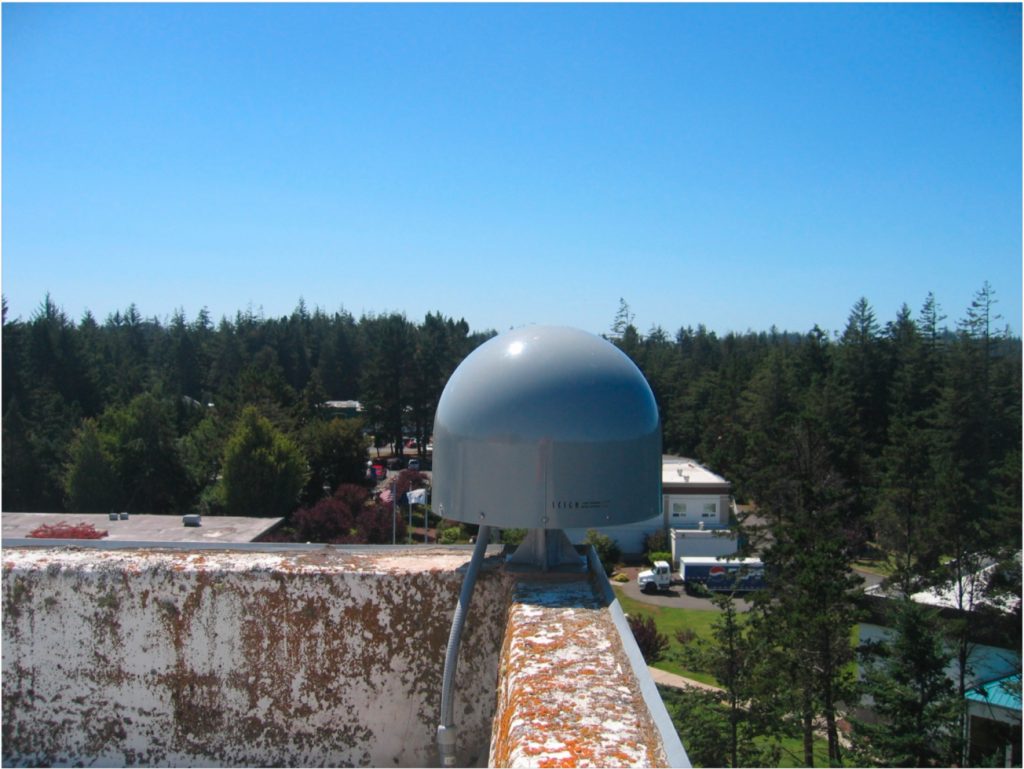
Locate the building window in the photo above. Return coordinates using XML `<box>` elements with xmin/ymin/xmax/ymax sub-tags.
<box><xmin>703</xmin><ymin>503</ymin><xmax>716</xmax><ymax>514</ymax></box>
<box><xmin>672</xmin><ymin>502</ymin><xmax>687</xmax><ymax>518</ymax></box>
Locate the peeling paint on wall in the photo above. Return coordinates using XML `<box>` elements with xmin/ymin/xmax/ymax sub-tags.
<box><xmin>2</xmin><ymin>546</ymin><xmax>513</xmax><ymax>768</ymax></box>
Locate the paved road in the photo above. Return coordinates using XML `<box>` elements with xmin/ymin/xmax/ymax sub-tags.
<box><xmin>615</xmin><ymin>565</ymin><xmax>882</xmax><ymax>612</ymax></box>
<box><xmin>614</xmin><ymin>566</ymin><xmax>755</xmax><ymax>612</ymax></box>
<box><xmin>647</xmin><ymin>666</ymin><xmax>723</xmax><ymax>692</ymax></box>
<box><xmin>853</xmin><ymin>567</ymin><xmax>884</xmax><ymax>591</ymax></box>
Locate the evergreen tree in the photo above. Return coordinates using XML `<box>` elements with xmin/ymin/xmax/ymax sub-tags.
<box><xmin>610</xmin><ymin>297</ymin><xmax>634</xmax><ymax>339</ymax></box>
<box><xmin>63</xmin><ymin>418</ymin><xmax>121</xmax><ymax>513</ymax></box>
<box><xmin>2</xmin><ymin>398</ymin><xmax>43</xmax><ymax>511</ymax></box>
<box><xmin>360</xmin><ymin>313</ymin><xmax>414</xmax><ymax>454</ymax></box>
<box><xmin>179</xmin><ymin>411</ymin><xmax>230</xmax><ymax>513</ymax></box>
<box><xmin>101</xmin><ymin>392</ymin><xmax>193</xmax><ymax>513</ymax></box>
<box><xmin>221</xmin><ymin>406</ymin><xmax>308</xmax><ymax>517</ymax></box>
<box><xmin>873</xmin><ymin>305</ymin><xmax>942</xmax><ymax>591</ymax></box>
<box><xmin>658</xmin><ymin>686</ymin><xmax>731</xmax><ymax>769</ymax></box>
<box><xmin>699</xmin><ymin>592</ymin><xmax>782</xmax><ymax>767</ymax></box>
<box><xmin>851</xmin><ymin>599</ymin><xmax>958</xmax><ymax>767</ymax></box>
<box><xmin>744</xmin><ymin>406</ymin><xmax>862</xmax><ymax>766</ymax></box>
<box><xmin>299</xmin><ymin>417</ymin><xmax>369</xmax><ymax>505</ymax></box>
<box><xmin>828</xmin><ymin>297</ymin><xmax>886</xmax><ymax>542</ymax></box>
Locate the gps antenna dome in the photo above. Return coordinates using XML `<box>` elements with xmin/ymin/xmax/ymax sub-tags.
<box><xmin>433</xmin><ymin>325</ymin><xmax>661</xmax><ymax>540</ymax></box>
<box><xmin>433</xmin><ymin>325</ymin><xmax>661</xmax><ymax>765</ymax></box>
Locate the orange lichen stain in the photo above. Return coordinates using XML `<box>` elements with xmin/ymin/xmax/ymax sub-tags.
<box><xmin>490</xmin><ymin>578</ymin><xmax>667</xmax><ymax>768</ymax></box>
<box><xmin>537</xmin><ymin>758</ymin><xmax>571</xmax><ymax>768</ymax></box>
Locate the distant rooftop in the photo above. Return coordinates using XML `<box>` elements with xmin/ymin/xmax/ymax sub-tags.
<box><xmin>323</xmin><ymin>399</ymin><xmax>362</xmax><ymax>411</ymax></box>
<box><xmin>909</xmin><ymin>556</ymin><xmax>1022</xmax><ymax>615</ymax></box>
<box><xmin>661</xmin><ymin>456</ymin><xmax>730</xmax><ymax>489</ymax></box>
<box><xmin>966</xmin><ymin>674</ymin><xmax>1022</xmax><ymax>713</ymax></box>
<box><xmin>1</xmin><ymin>512</ymin><xmax>282</xmax><ymax>544</ymax></box>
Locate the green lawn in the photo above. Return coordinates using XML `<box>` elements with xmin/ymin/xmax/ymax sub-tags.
<box><xmin>614</xmin><ymin>586</ymin><xmax>861</xmax><ymax>690</ymax></box>
<box><xmin>613</xmin><ymin>586</ymin><xmax>724</xmax><ymax>686</ymax></box>
<box><xmin>851</xmin><ymin>558</ymin><xmax>894</xmax><ymax>578</ymax></box>
<box><xmin>772</xmin><ymin>735</ymin><xmax>835</xmax><ymax>768</ymax></box>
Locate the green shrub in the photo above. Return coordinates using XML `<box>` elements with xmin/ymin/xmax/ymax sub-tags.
<box><xmin>222</xmin><ymin>407</ymin><xmax>307</xmax><ymax>518</ymax></box>
<box><xmin>648</xmin><ymin>551</ymin><xmax>673</xmax><ymax>568</ymax></box>
<box><xmin>611</xmin><ymin>572</ymin><xmax>630</xmax><ymax>583</ymax></box>
<box><xmin>500</xmin><ymin>528</ymin><xmax>528</xmax><ymax>547</ymax></box>
<box><xmin>439</xmin><ymin>526</ymin><xmax>463</xmax><ymax>545</ymax></box>
<box><xmin>584</xmin><ymin>529</ymin><xmax>621</xmax><ymax>577</ymax></box>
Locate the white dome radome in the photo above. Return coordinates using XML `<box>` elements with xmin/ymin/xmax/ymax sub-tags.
<box><xmin>432</xmin><ymin>326</ymin><xmax>662</xmax><ymax>530</ymax></box>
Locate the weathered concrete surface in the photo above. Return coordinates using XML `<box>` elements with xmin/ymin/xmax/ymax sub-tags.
<box><xmin>2</xmin><ymin>545</ymin><xmax>512</xmax><ymax>768</ymax></box>
<box><xmin>489</xmin><ymin>576</ymin><xmax>669</xmax><ymax>768</ymax></box>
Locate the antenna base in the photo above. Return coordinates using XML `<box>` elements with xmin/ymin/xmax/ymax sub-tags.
<box><xmin>506</xmin><ymin>529</ymin><xmax>587</xmax><ymax>572</ymax></box>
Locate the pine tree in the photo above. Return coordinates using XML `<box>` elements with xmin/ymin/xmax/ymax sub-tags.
<box><xmin>63</xmin><ymin>418</ymin><xmax>121</xmax><ymax>513</ymax></box>
<box><xmin>851</xmin><ymin>599</ymin><xmax>958</xmax><ymax>767</ymax></box>
<box><xmin>360</xmin><ymin>313</ymin><xmax>414</xmax><ymax>455</ymax></box>
<box><xmin>702</xmin><ymin>593</ymin><xmax>782</xmax><ymax>767</ymax></box>
<box><xmin>873</xmin><ymin>305</ymin><xmax>942</xmax><ymax>591</ymax></box>
<box><xmin>102</xmin><ymin>392</ymin><xmax>193</xmax><ymax>513</ymax></box>
<box><xmin>221</xmin><ymin>406</ymin><xmax>308</xmax><ymax>518</ymax></box>
<box><xmin>299</xmin><ymin>417</ymin><xmax>369</xmax><ymax>505</ymax></box>
<box><xmin>745</xmin><ymin>408</ymin><xmax>862</xmax><ymax>766</ymax></box>
<box><xmin>610</xmin><ymin>297</ymin><xmax>634</xmax><ymax>339</ymax></box>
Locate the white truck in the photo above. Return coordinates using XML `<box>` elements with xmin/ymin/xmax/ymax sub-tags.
<box><xmin>637</xmin><ymin>560</ymin><xmax>672</xmax><ymax>594</ymax></box>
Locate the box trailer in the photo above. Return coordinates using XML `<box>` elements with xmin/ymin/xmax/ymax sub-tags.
<box><xmin>679</xmin><ymin>556</ymin><xmax>765</xmax><ymax>593</ymax></box>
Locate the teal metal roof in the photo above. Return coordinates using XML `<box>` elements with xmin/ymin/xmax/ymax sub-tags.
<box><xmin>966</xmin><ymin>674</ymin><xmax>1022</xmax><ymax>712</ymax></box>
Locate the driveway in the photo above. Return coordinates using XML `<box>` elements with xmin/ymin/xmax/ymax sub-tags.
<box><xmin>615</xmin><ymin>565</ymin><xmax>884</xmax><ymax>613</ymax></box>
<box><xmin>614</xmin><ymin>566</ymin><xmax>754</xmax><ymax>612</ymax></box>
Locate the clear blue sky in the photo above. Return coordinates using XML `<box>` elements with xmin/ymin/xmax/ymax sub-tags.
<box><xmin>3</xmin><ymin>3</ymin><xmax>1021</xmax><ymax>337</ymax></box>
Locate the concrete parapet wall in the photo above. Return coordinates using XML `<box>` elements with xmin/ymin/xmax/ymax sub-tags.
<box><xmin>489</xmin><ymin>575</ymin><xmax>670</xmax><ymax>768</ymax></box>
<box><xmin>2</xmin><ymin>545</ymin><xmax>513</xmax><ymax>767</ymax></box>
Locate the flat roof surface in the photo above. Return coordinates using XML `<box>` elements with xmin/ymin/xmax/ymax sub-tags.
<box><xmin>910</xmin><ymin>559</ymin><xmax>1022</xmax><ymax>615</ymax></box>
<box><xmin>1</xmin><ymin>512</ymin><xmax>283</xmax><ymax>544</ymax></box>
<box><xmin>662</xmin><ymin>456</ymin><xmax>729</xmax><ymax>487</ymax></box>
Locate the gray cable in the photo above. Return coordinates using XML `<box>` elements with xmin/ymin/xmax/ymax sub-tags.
<box><xmin>436</xmin><ymin>525</ymin><xmax>491</xmax><ymax>767</ymax></box>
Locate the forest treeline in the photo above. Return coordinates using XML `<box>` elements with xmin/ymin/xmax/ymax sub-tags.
<box><xmin>2</xmin><ymin>297</ymin><xmax>493</xmax><ymax>517</ymax></box>
<box><xmin>2</xmin><ymin>287</ymin><xmax>1019</xmax><ymax>536</ymax></box>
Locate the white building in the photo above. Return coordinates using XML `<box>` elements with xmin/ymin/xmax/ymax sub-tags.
<box><xmin>670</xmin><ymin>527</ymin><xmax>740</xmax><ymax>560</ymax></box>
<box><xmin>661</xmin><ymin>457</ymin><xmax>732</xmax><ymax>530</ymax></box>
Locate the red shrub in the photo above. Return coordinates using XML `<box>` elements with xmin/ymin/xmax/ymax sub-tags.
<box><xmin>627</xmin><ymin>614</ymin><xmax>669</xmax><ymax>663</ymax></box>
<box><xmin>292</xmin><ymin>484</ymin><xmax>405</xmax><ymax>544</ymax></box>
<box><xmin>27</xmin><ymin>521</ymin><xmax>108</xmax><ymax>539</ymax></box>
